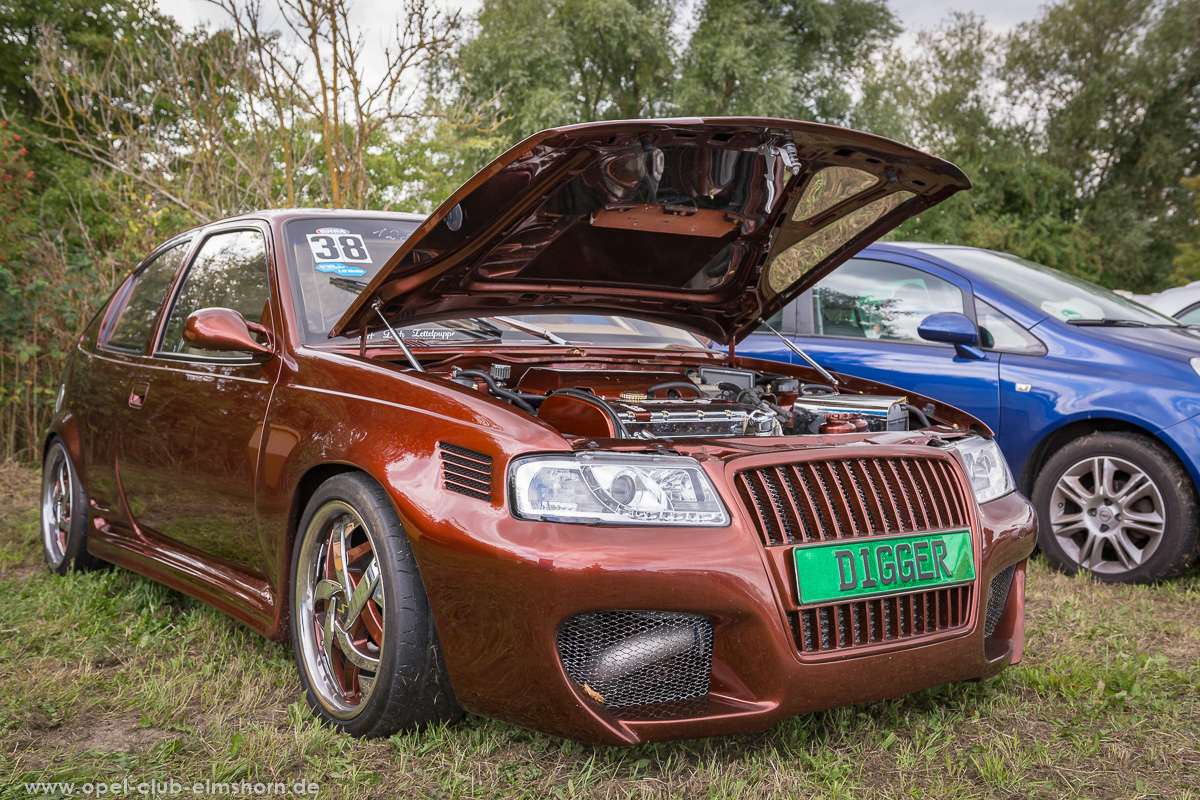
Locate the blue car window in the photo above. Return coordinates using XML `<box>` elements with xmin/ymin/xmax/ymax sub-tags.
<box><xmin>812</xmin><ymin>259</ymin><xmax>963</xmax><ymax>342</ymax></box>
<box><xmin>975</xmin><ymin>298</ymin><xmax>1047</xmax><ymax>355</ymax></box>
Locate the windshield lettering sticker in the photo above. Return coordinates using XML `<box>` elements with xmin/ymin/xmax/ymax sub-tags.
<box><xmin>315</xmin><ymin>227</ymin><xmax>349</xmax><ymax>234</ymax></box>
<box><xmin>404</xmin><ymin>329</ymin><xmax>456</xmax><ymax>340</ymax></box>
<box><xmin>307</xmin><ymin>232</ymin><xmax>373</xmax><ymax>264</ymax></box>
<box><xmin>372</xmin><ymin>226</ymin><xmax>411</xmax><ymax>242</ymax></box>
<box><xmin>315</xmin><ymin>262</ymin><xmax>367</xmax><ymax>277</ymax></box>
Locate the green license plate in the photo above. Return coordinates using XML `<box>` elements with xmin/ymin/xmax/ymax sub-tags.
<box><xmin>794</xmin><ymin>530</ymin><xmax>975</xmax><ymax>606</ymax></box>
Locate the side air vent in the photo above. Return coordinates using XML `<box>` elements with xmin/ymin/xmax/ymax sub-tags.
<box><xmin>438</xmin><ymin>442</ymin><xmax>493</xmax><ymax>501</ymax></box>
<box><xmin>985</xmin><ymin>563</ymin><xmax>1017</xmax><ymax>638</ymax></box>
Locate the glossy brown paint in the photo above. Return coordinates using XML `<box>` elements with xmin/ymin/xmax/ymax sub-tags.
<box><xmin>183</xmin><ymin>307</ymin><xmax>274</xmax><ymax>356</ymax></box>
<box><xmin>49</xmin><ymin>202</ymin><xmax>1036</xmax><ymax>745</ymax></box>
<box><xmin>333</xmin><ymin>118</ymin><xmax>972</xmax><ymax>344</ymax></box>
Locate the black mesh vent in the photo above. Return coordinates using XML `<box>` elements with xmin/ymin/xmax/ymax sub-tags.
<box><xmin>557</xmin><ymin>611</ymin><xmax>713</xmax><ymax>710</ymax></box>
<box><xmin>439</xmin><ymin>442</ymin><xmax>493</xmax><ymax>501</ymax></box>
<box><xmin>985</xmin><ymin>563</ymin><xmax>1017</xmax><ymax>638</ymax></box>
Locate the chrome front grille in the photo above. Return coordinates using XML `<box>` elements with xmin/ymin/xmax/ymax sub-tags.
<box><xmin>736</xmin><ymin>455</ymin><xmax>977</xmax><ymax>657</ymax></box>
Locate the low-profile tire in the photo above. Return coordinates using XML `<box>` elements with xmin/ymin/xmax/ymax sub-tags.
<box><xmin>1032</xmin><ymin>431</ymin><xmax>1199</xmax><ymax>583</ymax></box>
<box><xmin>41</xmin><ymin>437</ymin><xmax>98</xmax><ymax>574</ymax></box>
<box><xmin>290</xmin><ymin>472</ymin><xmax>462</xmax><ymax>738</ymax></box>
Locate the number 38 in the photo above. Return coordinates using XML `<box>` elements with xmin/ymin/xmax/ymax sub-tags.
<box><xmin>308</xmin><ymin>234</ymin><xmax>371</xmax><ymax>263</ymax></box>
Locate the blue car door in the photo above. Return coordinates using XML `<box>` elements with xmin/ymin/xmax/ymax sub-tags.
<box><xmin>739</xmin><ymin>253</ymin><xmax>1003</xmax><ymax>434</ymax></box>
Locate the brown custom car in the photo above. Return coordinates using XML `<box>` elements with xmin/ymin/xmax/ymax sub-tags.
<box><xmin>41</xmin><ymin>118</ymin><xmax>1036</xmax><ymax>744</ymax></box>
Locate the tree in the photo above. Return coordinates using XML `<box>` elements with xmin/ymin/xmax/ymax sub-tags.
<box><xmin>676</xmin><ymin>0</ymin><xmax>898</xmax><ymax>123</ymax></box>
<box><xmin>1171</xmin><ymin>174</ymin><xmax>1200</xmax><ymax>284</ymax></box>
<box><xmin>1005</xmin><ymin>0</ymin><xmax>1200</xmax><ymax>288</ymax></box>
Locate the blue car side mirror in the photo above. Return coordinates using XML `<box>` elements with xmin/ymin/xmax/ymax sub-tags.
<box><xmin>918</xmin><ymin>312</ymin><xmax>986</xmax><ymax>360</ymax></box>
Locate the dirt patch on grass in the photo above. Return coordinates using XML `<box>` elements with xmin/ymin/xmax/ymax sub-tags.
<box><xmin>0</xmin><ymin>459</ymin><xmax>38</xmax><ymax>520</ymax></box>
<box><xmin>10</xmin><ymin>712</ymin><xmax>178</xmax><ymax>774</ymax></box>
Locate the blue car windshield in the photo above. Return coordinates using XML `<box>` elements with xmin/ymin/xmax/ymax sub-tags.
<box><xmin>938</xmin><ymin>248</ymin><xmax>1179</xmax><ymax>326</ymax></box>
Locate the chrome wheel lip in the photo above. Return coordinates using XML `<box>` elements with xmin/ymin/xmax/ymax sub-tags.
<box><xmin>1049</xmin><ymin>454</ymin><xmax>1166</xmax><ymax>576</ymax></box>
<box><xmin>295</xmin><ymin>501</ymin><xmax>385</xmax><ymax>720</ymax></box>
<box><xmin>41</xmin><ymin>444</ymin><xmax>73</xmax><ymax>567</ymax></box>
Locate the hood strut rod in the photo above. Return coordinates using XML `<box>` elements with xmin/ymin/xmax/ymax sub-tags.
<box><xmin>759</xmin><ymin>319</ymin><xmax>840</xmax><ymax>386</ymax></box>
<box><xmin>371</xmin><ymin>299</ymin><xmax>425</xmax><ymax>373</ymax></box>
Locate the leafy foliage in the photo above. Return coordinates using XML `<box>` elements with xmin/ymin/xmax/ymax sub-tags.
<box><xmin>2</xmin><ymin>0</ymin><xmax>1200</xmax><ymax>459</ymax></box>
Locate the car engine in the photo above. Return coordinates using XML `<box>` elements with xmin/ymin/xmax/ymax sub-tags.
<box><xmin>441</xmin><ymin>362</ymin><xmax>916</xmax><ymax>440</ymax></box>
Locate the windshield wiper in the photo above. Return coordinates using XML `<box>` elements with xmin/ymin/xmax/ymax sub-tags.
<box><xmin>488</xmin><ymin>315</ymin><xmax>571</xmax><ymax>345</ymax></box>
<box><xmin>1064</xmin><ymin>318</ymin><xmax>1152</xmax><ymax>327</ymax></box>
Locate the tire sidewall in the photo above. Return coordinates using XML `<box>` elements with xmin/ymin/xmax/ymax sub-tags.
<box><xmin>41</xmin><ymin>438</ymin><xmax>91</xmax><ymax>575</ymax></box>
<box><xmin>1032</xmin><ymin>432</ymin><xmax>1197</xmax><ymax>583</ymax></box>
<box><xmin>289</xmin><ymin>472</ymin><xmax>424</xmax><ymax>737</ymax></box>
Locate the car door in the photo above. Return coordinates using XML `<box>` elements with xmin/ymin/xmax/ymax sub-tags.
<box><xmin>741</xmin><ymin>254</ymin><xmax>1003</xmax><ymax>433</ymax></box>
<box><xmin>73</xmin><ymin>239</ymin><xmax>194</xmax><ymax>526</ymax></box>
<box><xmin>114</xmin><ymin>224</ymin><xmax>279</xmax><ymax>576</ymax></box>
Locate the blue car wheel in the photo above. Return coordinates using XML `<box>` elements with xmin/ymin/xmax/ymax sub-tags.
<box><xmin>1032</xmin><ymin>432</ymin><xmax>1199</xmax><ymax>582</ymax></box>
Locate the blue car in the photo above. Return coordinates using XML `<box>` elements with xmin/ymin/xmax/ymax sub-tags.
<box><xmin>739</xmin><ymin>243</ymin><xmax>1200</xmax><ymax>583</ymax></box>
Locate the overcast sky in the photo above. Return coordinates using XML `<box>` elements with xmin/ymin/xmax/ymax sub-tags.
<box><xmin>159</xmin><ymin>0</ymin><xmax>1051</xmax><ymax>41</ymax></box>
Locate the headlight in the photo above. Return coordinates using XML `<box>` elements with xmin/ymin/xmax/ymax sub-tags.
<box><xmin>510</xmin><ymin>452</ymin><xmax>729</xmax><ymax>526</ymax></box>
<box><xmin>1190</xmin><ymin>357</ymin><xmax>1200</xmax><ymax>379</ymax></box>
<box><xmin>949</xmin><ymin>436</ymin><xmax>1014</xmax><ymax>504</ymax></box>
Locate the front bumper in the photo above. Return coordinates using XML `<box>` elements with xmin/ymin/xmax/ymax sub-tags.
<box><xmin>408</xmin><ymin>451</ymin><xmax>1037</xmax><ymax>745</ymax></box>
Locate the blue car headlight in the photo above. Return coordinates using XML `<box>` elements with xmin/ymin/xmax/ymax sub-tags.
<box><xmin>948</xmin><ymin>436</ymin><xmax>1014</xmax><ymax>504</ymax></box>
<box><xmin>510</xmin><ymin>452</ymin><xmax>730</xmax><ymax>526</ymax></box>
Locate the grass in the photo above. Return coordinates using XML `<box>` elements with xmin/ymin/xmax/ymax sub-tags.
<box><xmin>1</xmin><ymin>461</ymin><xmax>1198</xmax><ymax>799</ymax></box>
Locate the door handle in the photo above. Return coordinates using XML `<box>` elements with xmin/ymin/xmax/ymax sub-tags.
<box><xmin>128</xmin><ymin>381</ymin><xmax>150</xmax><ymax>409</ymax></box>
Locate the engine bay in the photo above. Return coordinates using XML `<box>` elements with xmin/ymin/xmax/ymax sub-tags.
<box><xmin>423</xmin><ymin>358</ymin><xmax>925</xmax><ymax>441</ymax></box>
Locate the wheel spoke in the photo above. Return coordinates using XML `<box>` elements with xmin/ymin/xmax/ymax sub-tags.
<box><xmin>343</xmin><ymin>559</ymin><xmax>380</xmax><ymax>630</ymax></box>
<box><xmin>1097</xmin><ymin>457</ymin><xmax>1119</xmax><ymax>496</ymax></box>
<box><xmin>1077</xmin><ymin>532</ymin><xmax>1103</xmax><ymax>571</ymax></box>
<box><xmin>1056</xmin><ymin>473</ymin><xmax>1094</xmax><ymax>507</ymax></box>
<box><xmin>1109</xmin><ymin>530</ymin><xmax>1143</xmax><ymax>569</ymax></box>
<box><xmin>1111</xmin><ymin>471</ymin><xmax>1150</xmax><ymax>507</ymax></box>
<box><xmin>1121</xmin><ymin>508</ymin><xmax>1165</xmax><ymax>533</ymax></box>
<box><xmin>332</xmin><ymin>518</ymin><xmax>351</xmax><ymax>591</ymax></box>
<box><xmin>1049</xmin><ymin>508</ymin><xmax>1086</xmax><ymax>533</ymax></box>
<box><xmin>334</xmin><ymin>621</ymin><xmax>380</xmax><ymax>671</ymax></box>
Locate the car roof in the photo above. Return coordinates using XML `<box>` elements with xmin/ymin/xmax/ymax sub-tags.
<box><xmin>171</xmin><ymin>208</ymin><xmax>425</xmax><ymax>237</ymax></box>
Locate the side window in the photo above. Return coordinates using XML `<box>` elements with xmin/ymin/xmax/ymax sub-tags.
<box><xmin>760</xmin><ymin>308</ymin><xmax>785</xmax><ymax>330</ymax></box>
<box><xmin>158</xmin><ymin>229</ymin><xmax>271</xmax><ymax>358</ymax></box>
<box><xmin>1177</xmin><ymin>304</ymin><xmax>1200</xmax><ymax>326</ymax></box>
<box><xmin>975</xmin><ymin>298</ymin><xmax>1047</xmax><ymax>355</ymax></box>
<box><xmin>100</xmin><ymin>242</ymin><xmax>190</xmax><ymax>353</ymax></box>
<box><xmin>811</xmin><ymin>258</ymin><xmax>964</xmax><ymax>343</ymax></box>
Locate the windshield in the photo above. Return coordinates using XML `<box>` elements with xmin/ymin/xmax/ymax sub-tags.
<box><xmin>284</xmin><ymin>216</ymin><xmax>422</xmax><ymax>342</ymax></box>
<box><xmin>365</xmin><ymin>314</ymin><xmax>705</xmax><ymax>348</ymax></box>
<box><xmin>283</xmin><ymin>218</ymin><xmax>704</xmax><ymax>349</ymax></box>
<box><xmin>938</xmin><ymin>248</ymin><xmax>1179</xmax><ymax>325</ymax></box>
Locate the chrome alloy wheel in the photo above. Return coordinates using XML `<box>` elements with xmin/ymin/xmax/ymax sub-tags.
<box><xmin>1049</xmin><ymin>455</ymin><xmax>1166</xmax><ymax>575</ymax></box>
<box><xmin>295</xmin><ymin>502</ymin><xmax>386</xmax><ymax>719</ymax></box>
<box><xmin>41</xmin><ymin>444</ymin><xmax>74</xmax><ymax>567</ymax></box>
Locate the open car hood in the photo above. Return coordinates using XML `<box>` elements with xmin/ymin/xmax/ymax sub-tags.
<box><xmin>333</xmin><ymin>117</ymin><xmax>970</xmax><ymax>344</ymax></box>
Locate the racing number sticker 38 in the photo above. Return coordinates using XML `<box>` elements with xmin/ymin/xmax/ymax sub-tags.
<box><xmin>793</xmin><ymin>529</ymin><xmax>975</xmax><ymax>606</ymax></box>
<box><xmin>306</xmin><ymin>231</ymin><xmax>373</xmax><ymax>264</ymax></box>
